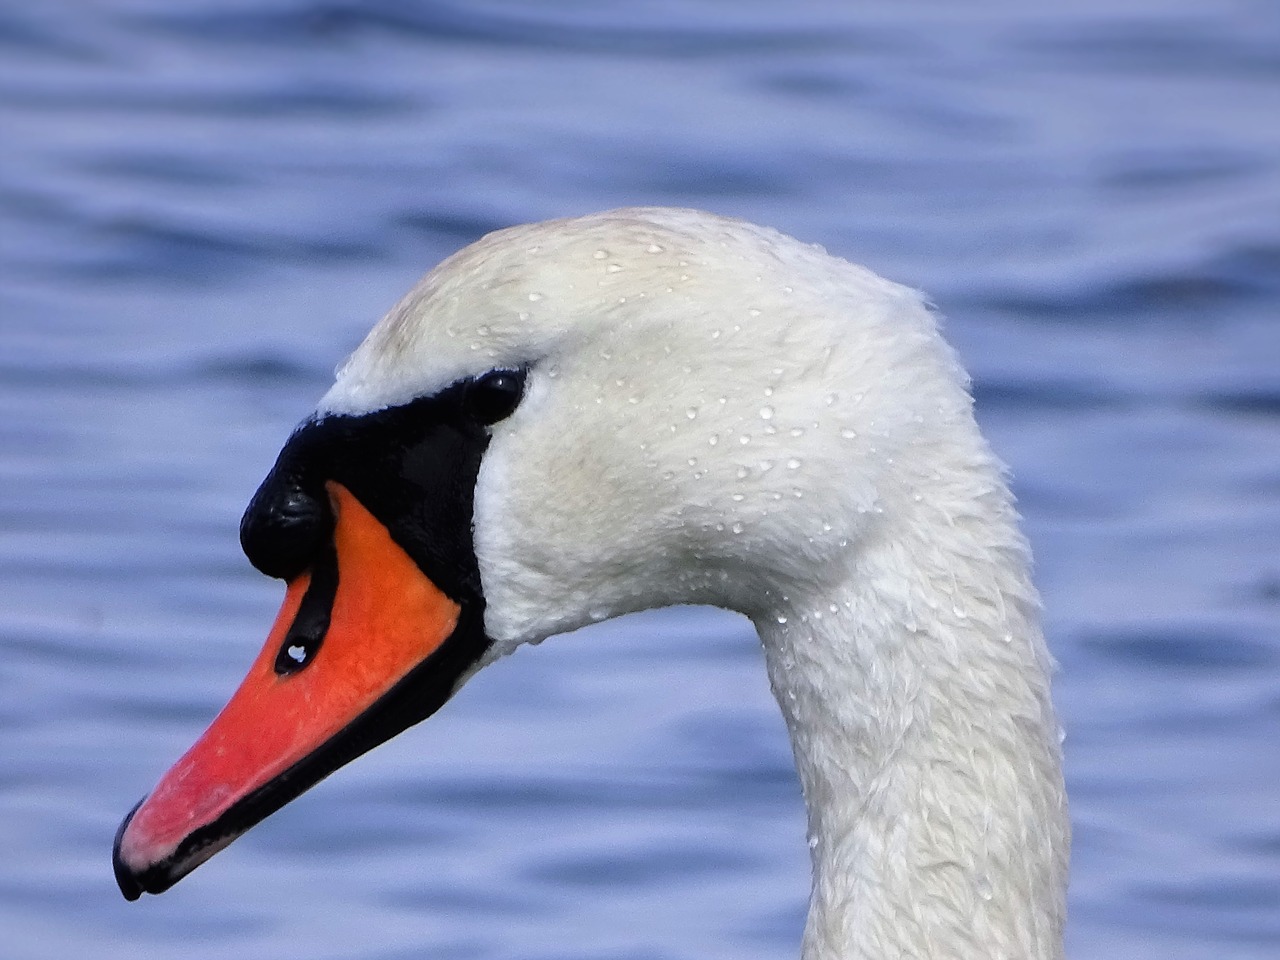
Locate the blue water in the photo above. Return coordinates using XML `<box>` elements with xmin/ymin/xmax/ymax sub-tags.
<box><xmin>2</xmin><ymin>2</ymin><xmax>1278</xmax><ymax>958</ymax></box>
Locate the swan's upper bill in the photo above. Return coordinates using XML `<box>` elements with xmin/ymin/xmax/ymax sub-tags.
<box><xmin>113</xmin><ymin>208</ymin><xmax>1068</xmax><ymax>960</ymax></box>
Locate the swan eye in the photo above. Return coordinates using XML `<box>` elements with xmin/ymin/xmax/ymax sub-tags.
<box><xmin>464</xmin><ymin>369</ymin><xmax>525</xmax><ymax>425</ymax></box>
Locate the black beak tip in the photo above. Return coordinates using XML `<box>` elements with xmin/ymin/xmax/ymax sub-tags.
<box><xmin>113</xmin><ymin>799</ymin><xmax>145</xmax><ymax>902</ymax></box>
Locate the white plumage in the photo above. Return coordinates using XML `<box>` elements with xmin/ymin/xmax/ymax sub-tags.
<box><xmin>324</xmin><ymin>207</ymin><xmax>1069</xmax><ymax>960</ymax></box>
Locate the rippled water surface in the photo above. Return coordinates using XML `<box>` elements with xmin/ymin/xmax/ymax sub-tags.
<box><xmin>2</xmin><ymin>2</ymin><xmax>1278</xmax><ymax>959</ymax></box>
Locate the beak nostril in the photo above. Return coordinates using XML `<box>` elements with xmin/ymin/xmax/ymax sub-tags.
<box><xmin>274</xmin><ymin>543</ymin><xmax>339</xmax><ymax>676</ymax></box>
<box><xmin>276</xmin><ymin>637</ymin><xmax>320</xmax><ymax>675</ymax></box>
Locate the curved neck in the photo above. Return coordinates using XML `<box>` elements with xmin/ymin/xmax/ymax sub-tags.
<box><xmin>753</xmin><ymin>486</ymin><xmax>1068</xmax><ymax>960</ymax></box>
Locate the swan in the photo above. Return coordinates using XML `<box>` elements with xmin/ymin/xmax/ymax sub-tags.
<box><xmin>112</xmin><ymin>207</ymin><xmax>1068</xmax><ymax>959</ymax></box>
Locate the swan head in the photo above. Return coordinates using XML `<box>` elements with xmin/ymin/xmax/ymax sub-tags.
<box><xmin>331</xmin><ymin>208</ymin><xmax>973</xmax><ymax>641</ymax></box>
<box><xmin>113</xmin><ymin>207</ymin><xmax>981</xmax><ymax>899</ymax></box>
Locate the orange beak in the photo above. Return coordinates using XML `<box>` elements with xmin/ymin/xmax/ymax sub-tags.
<box><xmin>113</xmin><ymin>482</ymin><xmax>469</xmax><ymax>898</ymax></box>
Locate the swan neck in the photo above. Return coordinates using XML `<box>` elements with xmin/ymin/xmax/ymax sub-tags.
<box><xmin>756</xmin><ymin>498</ymin><xmax>1068</xmax><ymax>960</ymax></box>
